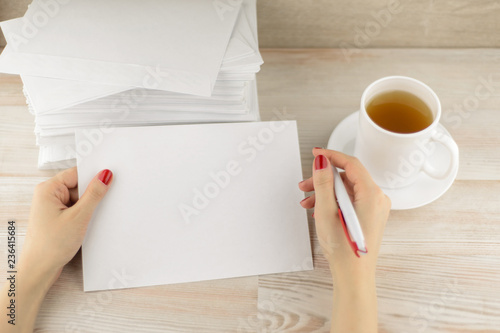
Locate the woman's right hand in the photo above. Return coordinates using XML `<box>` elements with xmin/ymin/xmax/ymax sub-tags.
<box><xmin>299</xmin><ymin>148</ymin><xmax>391</xmax><ymax>284</ymax></box>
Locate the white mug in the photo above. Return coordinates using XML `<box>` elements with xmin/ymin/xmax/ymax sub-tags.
<box><xmin>354</xmin><ymin>76</ymin><xmax>459</xmax><ymax>189</ymax></box>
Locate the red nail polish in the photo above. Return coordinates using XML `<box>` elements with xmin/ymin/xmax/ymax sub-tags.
<box><xmin>314</xmin><ymin>155</ymin><xmax>328</xmax><ymax>170</ymax></box>
<box><xmin>300</xmin><ymin>197</ymin><xmax>308</xmax><ymax>203</ymax></box>
<box><xmin>98</xmin><ymin>169</ymin><xmax>113</xmax><ymax>185</ymax></box>
<box><xmin>314</xmin><ymin>147</ymin><xmax>323</xmax><ymax>150</ymax></box>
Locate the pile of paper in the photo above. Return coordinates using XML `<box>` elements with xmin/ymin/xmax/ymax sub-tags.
<box><xmin>0</xmin><ymin>0</ymin><xmax>262</xmax><ymax>169</ymax></box>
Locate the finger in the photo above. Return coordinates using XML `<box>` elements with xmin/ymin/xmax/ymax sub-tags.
<box><xmin>54</xmin><ymin>167</ymin><xmax>79</xmax><ymax>189</ymax></box>
<box><xmin>313</xmin><ymin>149</ymin><xmax>377</xmax><ymax>193</ymax></box>
<box><xmin>312</xmin><ymin>154</ymin><xmax>338</xmax><ymax>217</ymax></box>
<box><xmin>40</xmin><ymin>167</ymin><xmax>79</xmax><ymax>207</ymax></box>
<box><xmin>298</xmin><ymin>177</ymin><xmax>314</xmax><ymax>192</ymax></box>
<box><xmin>69</xmin><ymin>187</ymin><xmax>79</xmax><ymax>205</ymax></box>
<box><xmin>71</xmin><ymin>169</ymin><xmax>113</xmax><ymax>220</ymax></box>
<box><xmin>300</xmin><ymin>193</ymin><xmax>316</xmax><ymax>209</ymax></box>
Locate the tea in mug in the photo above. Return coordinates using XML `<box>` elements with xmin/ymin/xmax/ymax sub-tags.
<box><xmin>366</xmin><ymin>90</ymin><xmax>434</xmax><ymax>134</ymax></box>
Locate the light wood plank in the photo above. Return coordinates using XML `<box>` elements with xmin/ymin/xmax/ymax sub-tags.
<box><xmin>0</xmin><ymin>74</ymin><xmax>25</xmax><ymax>105</ymax></box>
<box><xmin>383</xmin><ymin>181</ymin><xmax>500</xmax><ymax>256</ymax></box>
<box><xmin>376</xmin><ymin>255</ymin><xmax>500</xmax><ymax>333</ymax></box>
<box><xmin>34</xmin><ymin>254</ymin><xmax>258</xmax><ymax>333</ymax></box>
<box><xmin>0</xmin><ymin>105</ymin><xmax>58</xmax><ymax>176</ymax></box>
<box><xmin>258</xmin><ymin>255</ymin><xmax>500</xmax><ymax>332</ymax></box>
<box><xmin>257</xmin><ymin>0</ymin><xmax>500</xmax><ymax>48</ymax></box>
<box><xmin>0</xmin><ymin>177</ymin><xmax>44</xmax><ymax>232</ymax></box>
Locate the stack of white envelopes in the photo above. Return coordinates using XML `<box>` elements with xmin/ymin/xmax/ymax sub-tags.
<box><xmin>0</xmin><ymin>0</ymin><xmax>263</xmax><ymax>169</ymax></box>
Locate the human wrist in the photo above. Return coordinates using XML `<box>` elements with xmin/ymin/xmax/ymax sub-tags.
<box><xmin>332</xmin><ymin>275</ymin><xmax>379</xmax><ymax>333</ymax></box>
<box><xmin>333</xmin><ymin>272</ymin><xmax>377</xmax><ymax>310</ymax></box>
<box><xmin>330</xmin><ymin>261</ymin><xmax>376</xmax><ymax>291</ymax></box>
<box><xmin>17</xmin><ymin>257</ymin><xmax>60</xmax><ymax>296</ymax></box>
<box><xmin>334</xmin><ymin>272</ymin><xmax>376</xmax><ymax>292</ymax></box>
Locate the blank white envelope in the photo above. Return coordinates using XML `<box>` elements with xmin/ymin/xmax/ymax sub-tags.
<box><xmin>76</xmin><ymin>121</ymin><xmax>312</xmax><ymax>292</ymax></box>
<box><xmin>0</xmin><ymin>0</ymin><xmax>242</xmax><ymax>96</ymax></box>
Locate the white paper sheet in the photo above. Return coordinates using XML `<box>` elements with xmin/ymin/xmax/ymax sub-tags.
<box><xmin>76</xmin><ymin>121</ymin><xmax>312</xmax><ymax>291</ymax></box>
<box><xmin>21</xmin><ymin>75</ymin><xmax>130</xmax><ymax>114</ymax></box>
<box><xmin>0</xmin><ymin>0</ymin><xmax>242</xmax><ymax>95</ymax></box>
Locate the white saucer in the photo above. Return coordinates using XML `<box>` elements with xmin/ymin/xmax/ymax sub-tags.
<box><xmin>327</xmin><ymin>111</ymin><xmax>458</xmax><ymax>210</ymax></box>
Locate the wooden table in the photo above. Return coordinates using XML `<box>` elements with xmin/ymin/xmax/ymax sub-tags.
<box><xmin>1</xmin><ymin>48</ymin><xmax>499</xmax><ymax>332</ymax></box>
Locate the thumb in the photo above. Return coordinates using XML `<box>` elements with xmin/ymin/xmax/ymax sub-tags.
<box><xmin>73</xmin><ymin>169</ymin><xmax>113</xmax><ymax>219</ymax></box>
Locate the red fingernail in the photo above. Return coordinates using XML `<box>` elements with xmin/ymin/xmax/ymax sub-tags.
<box><xmin>314</xmin><ymin>147</ymin><xmax>323</xmax><ymax>150</ymax></box>
<box><xmin>314</xmin><ymin>155</ymin><xmax>328</xmax><ymax>170</ymax></box>
<box><xmin>300</xmin><ymin>197</ymin><xmax>308</xmax><ymax>203</ymax></box>
<box><xmin>98</xmin><ymin>169</ymin><xmax>113</xmax><ymax>185</ymax></box>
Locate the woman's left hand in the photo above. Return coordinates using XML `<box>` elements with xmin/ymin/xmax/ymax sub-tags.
<box><xmin>20</xmin><ymin>167</ymin><xmax>113</xmax><ymax>282</ymax></box>
<box><xmin>1</xmin><ymin>167</ymin><xmax>113</xmax><ymax>333</ymax></box>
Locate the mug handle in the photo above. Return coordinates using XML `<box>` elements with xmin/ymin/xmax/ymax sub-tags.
<box><xmin>422</xmin><ymin>129</ymin><xmax>459</xmax><ymax>179</ymax></box>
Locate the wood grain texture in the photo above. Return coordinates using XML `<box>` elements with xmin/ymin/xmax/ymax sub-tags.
<box><xmin>1</xmin><ymin>0</ymin><xmax>500</xmax><ymax>48</ymax></box>
<box><xmin>256</xmin><ymin>253</ymin><xmax>500</xmax><ymax>332</ymax></box>
<box><xmin>0</xmin><ymin>74</ymin><xmax>26</xmax><ymax>105</ymax></box>
<box><xmin>257</xmin><ymin>0</ymin><xmax>500</xmax><ymax>48</ymax></box>
<box><xmin>0</xmin><ymin>106</ymin><xmax>56</xmax><ymax>176</ymax></box>
<box><xmin>0</xmin><ymin>48</ymin><xmax>499</xmax><ymax>332</ymax></box>
<box><xmin>36</xmin><ymin>254</ymin><xmax>258</xmax><ymax>333</ymax></box>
